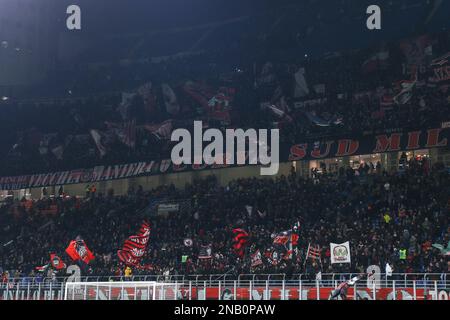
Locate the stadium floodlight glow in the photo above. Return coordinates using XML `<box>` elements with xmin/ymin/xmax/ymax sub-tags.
<box><xmin>1</xmin><ymin>96</ymin><xmax>9</xmax><ymax>101</ymax></box>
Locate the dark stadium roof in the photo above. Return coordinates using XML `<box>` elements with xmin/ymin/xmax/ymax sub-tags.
<box><xmin>1</xmin><ymin>0</ymin><xmax>449</xmax><ymax>88</ymax></box>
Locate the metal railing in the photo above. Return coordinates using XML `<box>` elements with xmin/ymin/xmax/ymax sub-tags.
<box><xmin>1</xmin><ymin>277</ymin><xmax>449</xmax><ymax>301</ymax></box>
<box><xmin>1</xmin><ymin>272</ymin><xmax>447</xmax><ymax>287</ymax></box>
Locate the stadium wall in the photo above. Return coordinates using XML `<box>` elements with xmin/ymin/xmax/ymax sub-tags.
<box><xmin>61</xmin><ymin>161</ymin><xmax>294</xmax><ymax>196</ymax></box>
<box><xmin>21</xmin><ymin>148</ymin><xmax>449</xmax><ymax>199</ymax></box>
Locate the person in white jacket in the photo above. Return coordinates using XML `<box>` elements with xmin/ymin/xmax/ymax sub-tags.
<box><xmin>385</xmin><ymin>262</ymin><xmax>393</xmax><ymax>285</ymax></box>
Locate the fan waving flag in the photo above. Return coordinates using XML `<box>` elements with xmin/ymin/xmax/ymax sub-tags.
<box><xmin>272</xmin><ymin>228</ymin><xmax>299</xmax><ymax>259</ymax></box>
<box><xmin>305</xmin><ymin>243</ymin><xmax>322</xmax><ymax>262</ymax></box>
<box><xmin>118</xmin><ymin>221</ymin><xmax>151</xmax><ymax>268</ymax></box>
<box><xmin>232</xmin><ymin>228</ymin><xmax>249</xmax><ymax>258</ymax></box>
<box><xmin>36</xmin><ymin>253</ymin><xmax>67</xmax><ymax>272</ymax></box>
<box><xmin>251</xmin><ymin>249</ymin><xmax>263</xmax><ymax>268</ymax></box>
<box><xmin>65</xmin><ymin>239</ymin><xmax>95</xmax><ymax>264</ymax></box>
<box><xmin>117</xmin><ymin>250</ymin><xmax>142</xmax><ymax>268</ymax></box>
<box><xmin>271</xmin><ymin>220</ymin><xmax>301</xmax><ymax>260</ymax></box>
<box><xmin>50</xmin><ymin>253</ymin><xmax>66</xmax><ymax>270</ymax></box>
<box><xmin>123</xmin><ymin>235</ymin><xmax>149</xmax><ymax>250</ymax></box>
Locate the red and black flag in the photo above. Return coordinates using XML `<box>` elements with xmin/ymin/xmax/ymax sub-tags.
<box><xmin>118</xmin><ymin>221</ymin><xmax>151</xmax><ymax>267</ymax></box>
<box><xmin>232</xmin><ymin>228</ymin><xmax>249</xmax><ymax>258</ymax></box>
<box><xmin>65</xmin><ymin>238</ymin><xmax>95</xmax><ymax>264</ymax></box>
<box><xmin>273</xmin><ymin>231</ymin><xmax>291</xmax><ymax>247</ymax></box>
<box><xmin>305</xmin><ymin>243</ymin><xmax>322</xmax><ymax>261</ymax></box>
<box><xmin>50</xmin><ymin>253</ymin><xmax>66</xmax><ymax>270</ymax></box>
<box><xmin>273</xmin><ymin>225</ymin><xmax>300</xmax><ymax>260</ymax></box>
<box><xmin>117</xmin><ymin>250</ymin><xmax>141</xmax><ymax>268</ymax></box>
<box><xmin>273</xmin><ymin>230</ymin><xmax>299</xmax><ymax>249</ymax></box>
<box><xmin>35</xmin><ymin>253</ymin><xmax>66</xmax><ymax>273</ymax></box>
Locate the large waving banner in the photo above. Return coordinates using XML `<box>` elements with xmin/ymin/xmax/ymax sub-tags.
<box><xmin>118</xmin><ymin>221</ymin><xmax>151</xmax><ymax>268</ymax></box>
<box><xmin>330</xmin><ymin>241</ymin><xmax>351</xmax><ymax>264</ymax></box>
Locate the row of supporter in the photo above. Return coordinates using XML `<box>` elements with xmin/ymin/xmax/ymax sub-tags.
<box><xmin>0</xmin><ymin>160</ymin><xmax>448</xmax><ymax>280</ymax></box>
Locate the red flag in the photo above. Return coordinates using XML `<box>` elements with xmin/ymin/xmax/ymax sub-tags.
<box><xmin>50</xmin><ymin>253</ymin><xmax>66</xmax><ymax>270</ymax></box>
<box><xmin>232</xmin><ymin>228</ymin><xmax>249</xmax><ymax>258</ymax></box>
<box><xmin>65</xmin><ymin>240</ymin><xmax>95</xmax><ymax>264</ymax></box>
<box><xmin>306</xmin><ymin>244</ymin><xmax>321</xmax><ymax>260</ymax></box>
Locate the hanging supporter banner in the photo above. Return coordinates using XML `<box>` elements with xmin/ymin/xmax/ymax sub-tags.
<box><xmin>330</xmin><ymin>241</ymin><xmax>351</xmax><ymax>264</ymax></box>
<box><xmin>293</xmin><ymin>67</ymin><xmax>309</xmax><ymax>98</ymax></box>
<box><xmin>286</xmin><ymin>127</ymin><xmax>449</xmax><ymax>161</ymax></box>
<box><xmin>161</xmin><ymin>83</ymin><xmax>180</xmax><ymax>115</ymax></box>
<box><xmin>0</xmin><ymin>127</ymin><xmax>449</xmax><ymax>190</ymax></box>
<box><xmin>429</xmin><ymin>52</ymin><xmax>450</xmax><ymax>86</ymax></box>
<box><xmin>251</xmin><ymin>250</ymin><xmax>263</xmax><ymax>268</ymax></box>
<box><xmin>157</xmin><ymin>204</ymin><xmax>180</xmax><ymax>215</ymax></box>
<box><xmin>198</xmin><ymin>244</ymin><xmax>212</xmax><ymax>259</ymax></box>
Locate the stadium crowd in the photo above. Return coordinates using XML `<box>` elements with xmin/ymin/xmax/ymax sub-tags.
<box><xmin>1</xmin><ymin>29</ymin><xmax>449</xmax><ymax>177</ymax></box>
<box><xmin>0</xmin><ymin>1</ymin><xmax>449</xmax><ymax>284</ymax></box>
<box><xmin>0</xmin><ymin>158</ymin><xmax>448</xmax><ymax>282</ymax></box>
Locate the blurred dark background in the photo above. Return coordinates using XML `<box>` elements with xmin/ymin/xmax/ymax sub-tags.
<box><xmin>0</xmin><ymin>0</ymin><xmax>448</xmax><ymax>94</ymax></box>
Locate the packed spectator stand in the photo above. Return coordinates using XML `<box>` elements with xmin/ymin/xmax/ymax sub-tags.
<box><xmin>0</xmin><ymin>0</ymin><xmax>449</xmax><ymax>287</ymax></box>
<box><xmin>0</xmin><ymin>158</ymin><xmax>448</xmax><ymax>283</ymax></box>
<box><xmin>1</xmin><ymin>27</ymin><xmax>450</xmax><ymax>177</ymax></box>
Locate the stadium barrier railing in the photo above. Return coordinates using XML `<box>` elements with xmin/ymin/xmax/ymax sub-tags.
<box><xmin>0</xmin><ymin>273</ymin><xmax>448</xmax><ymax>300</ymax></box>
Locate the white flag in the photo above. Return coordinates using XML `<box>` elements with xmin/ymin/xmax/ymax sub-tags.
<box><xmin>245</xmin><ymin>205</ymin><xmax>253</xmax><ymax>217</ymax></box>
<box><xmin>118</xmin><ymin>92</ymin><xmax>136</xmax><ymax>120</ymax></box>
<box><xmin>89</xmin><ymin>129</ymin><xmax>107</xmax><ymax>157</ymax></box>
<box><xmin>162</xmin><ymin>83</ymin><xmax>180</xmax><ymax>115</ymax></box>
<box><xmin>330</xmin><ymin>241</ymin><xmax>351</xmax><ymax>264</ymax></box>
<box><xmin>294</xmin><ymin>67</ymin><xmax>309</xmax><ymax>98</ymax></box>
